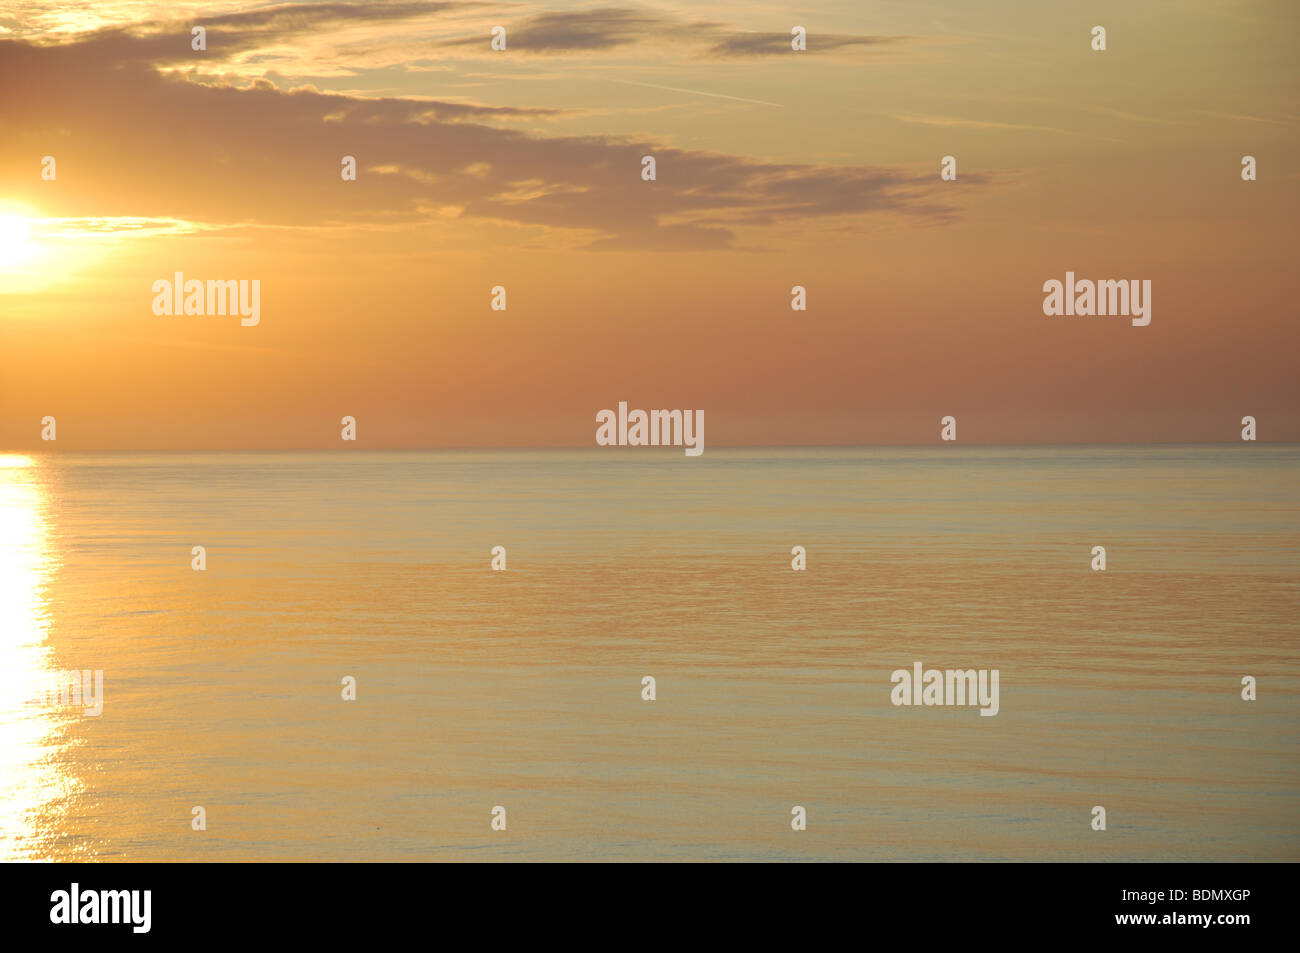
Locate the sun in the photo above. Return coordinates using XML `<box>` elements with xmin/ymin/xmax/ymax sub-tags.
<box><xmin>0</xmin><ymin>214</ymin><xmax>35</xmax><ymax>268</ymax></box>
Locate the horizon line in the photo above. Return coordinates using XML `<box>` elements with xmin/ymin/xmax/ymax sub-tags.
<box><xmin>3</xmin><ymin>440</ymin><xmax>1294</xmax><ymax>453</ymax></box>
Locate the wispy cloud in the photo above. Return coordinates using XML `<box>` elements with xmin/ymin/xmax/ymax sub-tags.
<box><xmin>35</xmin><ymin>216</ymin><xmax>215</xmax><ymax>239</ymax></box>
<box><xmin>606</xmin><ymin>78</ymin><xmax>783</xmax><ymax>107</ymax></box>
<box><xmin>1194</xmin><ymin>109</ymin><xmax>1298</xmax><ymax>127</ymax></box>
<box><xmin>1084</xmin><ymin>106</ymin><xmax>1189</xmax><ymax>126</ymax></box>
<box><xmin>885</xmin><ymin>112</ymin><xmax>1124</xmax><ymax>142</ymax></box>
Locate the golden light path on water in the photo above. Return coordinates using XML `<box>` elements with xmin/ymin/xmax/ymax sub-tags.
<box><xmin>0</xmin><ymin>454</ymin><xmax>73</xmax><ymax>860</ymax></box>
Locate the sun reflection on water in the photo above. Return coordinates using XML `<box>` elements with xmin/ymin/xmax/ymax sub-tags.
<box><xmin>0</xmin><ymin>454</ymin><xmax>75</xmax><ymax>860</ymax></box>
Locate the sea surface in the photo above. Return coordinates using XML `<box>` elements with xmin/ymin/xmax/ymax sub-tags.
<box><xmin>0</xmin><ymin>446</ymin><xmax>1296</xmax><ymax>861</ymax></box>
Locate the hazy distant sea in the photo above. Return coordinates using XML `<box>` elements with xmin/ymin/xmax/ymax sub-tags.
<box><xmin>1</xmin><ymin>447</ymin><xmax>1296</xmax><ymax>861</ymax></box>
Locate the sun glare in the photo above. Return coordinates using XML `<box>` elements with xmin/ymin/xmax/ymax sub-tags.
<box><xmin>0</xmin><ymin>214</ymin><xmax>35</xmax><ymax>268</ymax></box>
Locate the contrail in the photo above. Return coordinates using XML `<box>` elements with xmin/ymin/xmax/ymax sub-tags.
<box><xmin>608</xmin><ymin>78</ymin><xmax>783</xmax><ymax>107</ymax></box>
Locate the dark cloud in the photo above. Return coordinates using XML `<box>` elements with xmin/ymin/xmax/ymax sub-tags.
<box><xmin>435</xmin><ymin>5</ymin><xmax>913</xmax><ymax>59</ymax></box>
<box><xmin>19</xmin><ymin>2</ymin><xmax>916</xmax><ymax>68</ymax></box>
<box><xmin>0</xmin><ymin>29</ymin><xmax>981</xmax><ymax>250</ymax></box>
<box><xmin>706</xmin><ymin>32</ymin><xmax>905</xmax><ymax>57</ymax></box>
<box><xmin>440</xmin><ymin>8</ymin><xmax>685</xmax><ymax>52</ymax></box>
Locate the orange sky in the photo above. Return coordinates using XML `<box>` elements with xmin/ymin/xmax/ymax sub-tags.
<box><xmin>1</xmin><ymin>0</ymin><xmax>1297</xmax><ymax>448</ymax></box>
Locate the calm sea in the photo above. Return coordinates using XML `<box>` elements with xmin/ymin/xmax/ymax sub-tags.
<box><xmin>1</xmin><ymin>446</ymin><xmax>1296</xmax><ymax>861</ymax></box>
